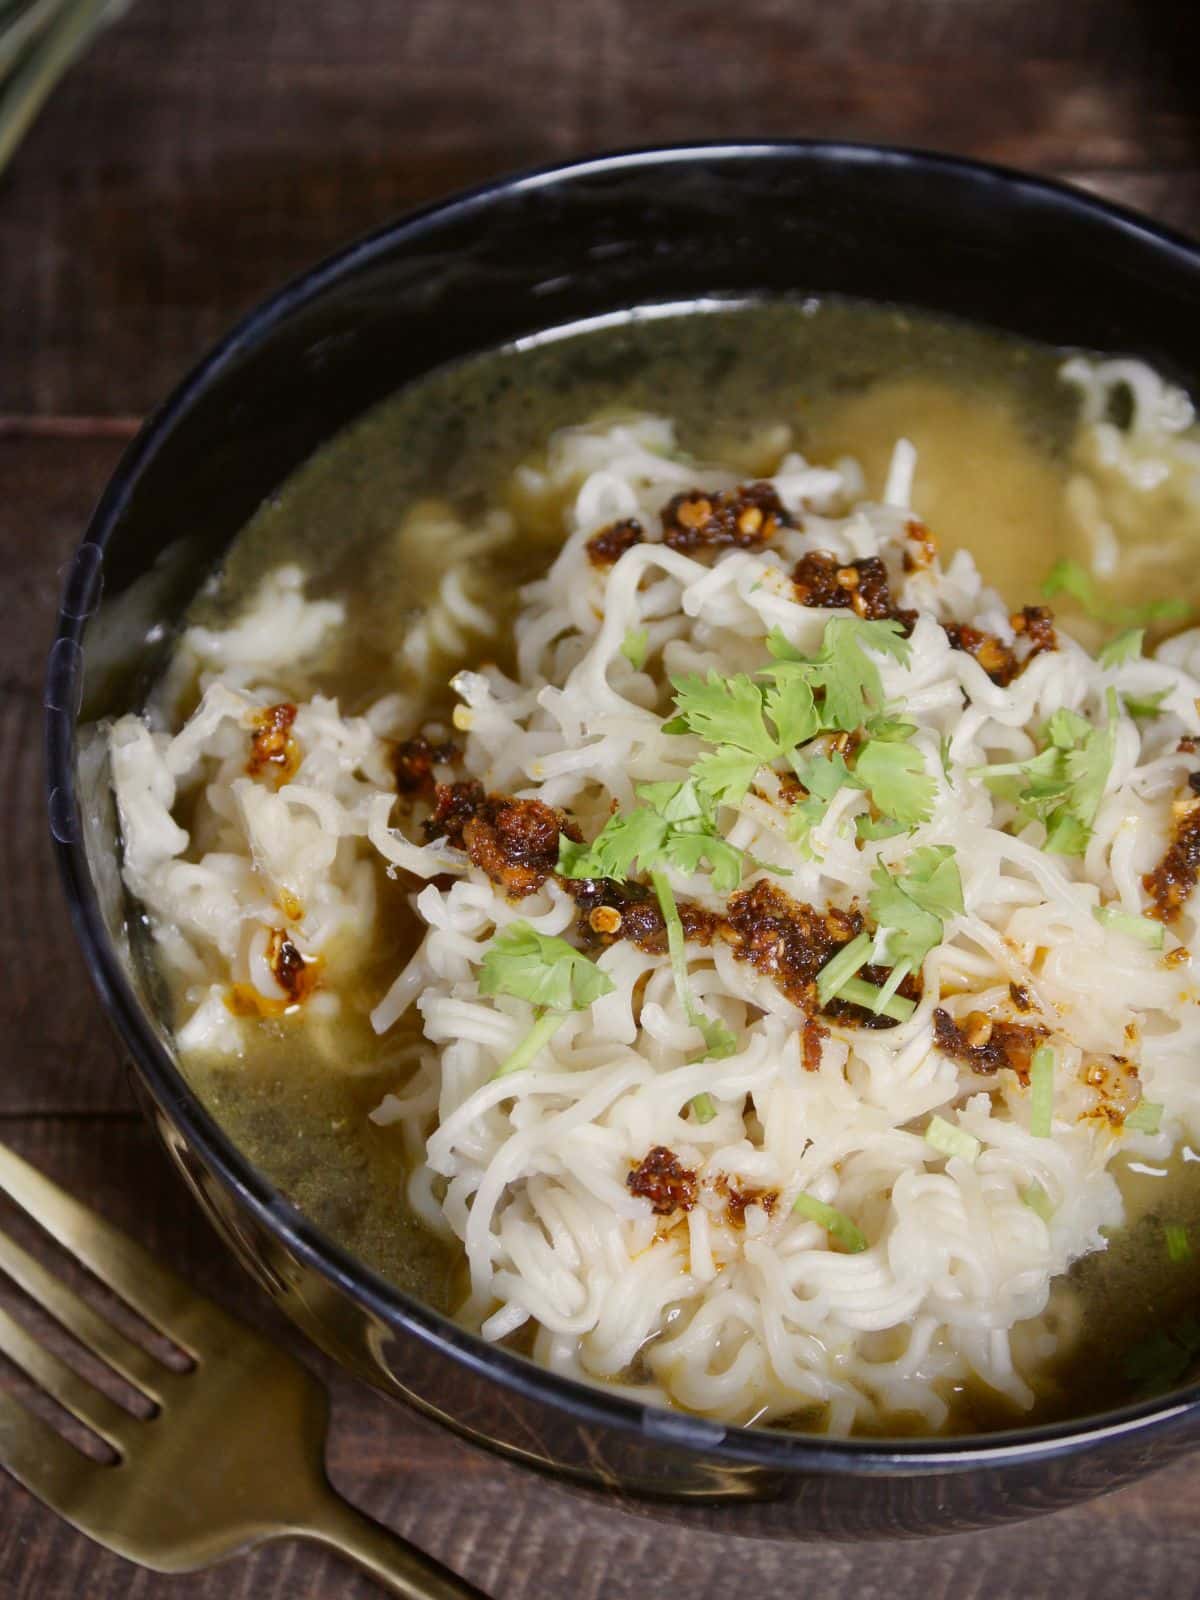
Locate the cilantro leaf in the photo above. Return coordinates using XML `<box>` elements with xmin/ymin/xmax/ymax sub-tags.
<box><xmin>636</xmin><ymin>778</ymin><xmax>706</xmax><ymax>823</ymax></box>
<box><xmin>480</xmin><ymin>923</ymin><xmax>615</xmax><ymax>1011</ymax></box>
<box><xmin>1098</xmin><ymin>628</ymin><xmax>1144</xmax><ymax>668</ymax></box>
<box><xmin>856</xmin><ymin>814</ymin><xmax>909</xmax><ymax>841</ymax></box>
<box><xmin>1062</xmin><ymin>688</ymin><xmax>1118</xmax><ymax>832</ymax></box>
<box><xmin>692</xmin><ymin>746</ymin><xmax>763</xmax><ymax>807</ymax></box>
<box><xmin>661</xmin><ymin>829</ymin><xmax>745</xmax><ymax>893</ymax></box>
<box><xmin>764</xmin><ymin>617</ymin><xmax>910</xmax><ymax>733</ymax></box>
<box><xmin>855</xmin><ymin>739</ymin><xmax>936</xmax><ymax>826</ymax></box>
<box><xmin>667</xmin><ymin>671</ymin><xmax>778</xmax><ymax>758</ymax></box>
<box><xmin>557</xmin><ymin>807</ymin><xmax>666</xmax><ymax>882</ymax></box>
<box><xmin>789</xmin><ymin>749</ymin><xmax>860</xmax><ymax>800</ymax></box>
<box><xmin>762</xmin><ymin>674</ymin><xmax>821</xmax><ymax>750</ymax></box>
<box><xmin>973</xmin><ymin>694</ymin><xmax>1118</xmax><ymax>857</ymax></box>
<box><xmin>1043</xmin><ymin>708</ymin><xmax>1092</xmax><ymax>750</ymax></box>
<box><xmin>558</xmin><ymin>779</ymin><xmax>750</xmax><ymax>891</ymax></box>
<box><xmin>902</xmin><ymin>845</ymin><xmax>966</xmax><ymax>918</ymax></box>
<box><xmin>869</xmin><ymin>891</ymin><xmax>940</xmax><ymax>968</ymax></box>
<box><xmin>868</xmin><ymin>848</ymin><xmax>963</xmax><ymax>971</ymax></box>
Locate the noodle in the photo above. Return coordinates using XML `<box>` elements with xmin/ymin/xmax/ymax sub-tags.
<box><xmin>109</xmin><ymin>355</ymin><xmax>1200</xmax><ymax>1434</ymax></box>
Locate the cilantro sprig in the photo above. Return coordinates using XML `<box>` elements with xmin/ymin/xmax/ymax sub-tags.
<box><xmin>813</xmin><ymin>846</ymin><xmax>962</xmax><ymax>1023</ymax></box>
<box><xmin>480</xmin><ymin>923</ymin><xmax>614</xmax><ymax>1076</ymax></box>
<box><xmin>665</xmin><ymin>670</ymin><xmax>818</xmax><ymax>805</ymax></box>
<box><xmin>970</xmin><ymin>689</ymin><xmax>1118</xmax><ymax>856</ymax></box>
<box><xmin>666</xmin><ymin>619</ymin><xmax>932</xmax><ymax>842</ymax></box>
<box><xmin>763</xmin><ymin>616</ymin><xmax>912</xmax><ymax>732</ymax></box>
<box><xmin>557</xmin><ymin>778</ymin><xmax>747</xmax><ymax>892</ymax></box>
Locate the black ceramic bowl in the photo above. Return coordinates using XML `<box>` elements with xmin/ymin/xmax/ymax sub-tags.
<box><xmin>46</xmin><ymin>142</ymin><xmax>1200</xmax><ymax>1539</ymax></box>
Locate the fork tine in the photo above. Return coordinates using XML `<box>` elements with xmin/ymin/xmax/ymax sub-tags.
<box><xmin>0</xmin><ymin>1143</ymin><xmax>225</xmax><ymax>1359</ymax></box>
<box><xmin>0</xmin><ymin>1303</ymin><xmax>135</xmax><ymax>1451</ymax></box>
<box><xmin>0</xmin><ymin>1387</ymin><xmax>103</xmax><ymax>1510</ymax></box>
<box><xmin>0</xmin><ymin>1225</ymin><xmax>168</xmax><ymax>1401</ymax></box>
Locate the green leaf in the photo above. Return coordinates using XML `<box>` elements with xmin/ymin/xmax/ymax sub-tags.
<box><xmin>668</xmin><ymin>671</ymin><xmax>778</xmax><ymax>759</ymax></box>
<box><xmin>793</xmin><ymin>1192</ymin><xmax>868</xmax><ymax>1252</ymax></box>
<box><xmin>869</xmin><ymin>871</ymin><xmax>941</xmax><ymax>969</ymax></box>
<box><xmin>661</xmin><ymin>829</ymin><xmax>744</xmax><ymax>893</ymax></box>
<box><xmin>764</xmin><ymin>617</ymin><xmax>910</xmax><ymax>733</ymax></box>
<box><xmin>925</xmin><ymin>1114</ymin><xmax>981</xmax><ymax>1163</ymax></box>
<box><xmin>1098</xmin><ymin>628</ymin><xmax>1144</xmax><ymax>668</ymax></box>
<box><xmin>1041</xmin><ymin>558</ymin><xmax>1097</xmax><ymax>611</ymax></box>
<box><xmin>1093</xmin><ymin>905</ymin><xmax>1165</xmax><ymax>949</ymax></box>
<box><xmin>974</xmin><ymin>693</ymin><xmax>1117</xmax><ymax>857</ymax></box>
<box><xmin>635</xmin><ymin>778</ymin><xmax>707</xmax><ymax>823</ymax></box>
<box><xmin>864</xmin><ymin>715</ymin><xmax>917</xmax><ymax>742</ymax></box>
<box><xmin>1042</xmin><ymin>809</ymin><xmax>1091</xmax><ymax>856</ymax></box>
<box><xmin>1043</xmin><ymin>707</ymin><xmax>1092</xmax><ymax>750</ymax></box>
<box><xmin>1062</xmin><ymin>688</ymin><xmax>1118</xmax><ymax>831</ymax></box>
<box><xmin>902</xmin><ymin>846</ymin><xmax>966</xmax><ymax>918</ymax></box>
<box><xmin>691</xmin><ymin>746</ymin><xmax>763</xmax><ymax>807</ymax></box>
<box><xmin>790</xmin><ymin>749</ymin><xmax>861</xmax><ymax>801</ymax></box>
<box><xmin>855</xmin><ymin>739</ymin><xmax>936</xmax><ymax>826</ymax></box>
<box><xmin>620</xmin><ymin>627</ymin><xmax>649</xmax><ymax>670</ymax></box>
<box><xmin>856</xmin><ymin>814</ymin><xmax>909</xmax><ymax>841</ymax></box>
<box><xmin>1030</xmin><ymin>1045</ymin><xmax>1055</xmax><ymax>1137</ymax></box>
<box><xmin>556</xmin><ymin>806</ymin><xmax>667</xmax><ymax>882</ymax></box>
<box><xmin>763</xmin><ymin>673</ymin><xmax>821</xmax><ymax>750</ymax></box>
<box><xmin>480</xmin><ymin>923</ymin><xmax>615</xmax><ymax>1011</ymax></box>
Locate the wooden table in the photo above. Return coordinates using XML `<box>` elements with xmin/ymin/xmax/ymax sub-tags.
<box><xmin>2</xmin><ymin>3</ymin><xmax>1199</xmax><ymax>1595</ymax></box>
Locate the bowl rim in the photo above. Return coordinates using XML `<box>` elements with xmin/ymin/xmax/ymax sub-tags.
<box><xmin>46</xmin><ymin>137</ymin><xmax>1200</xmax><ymax>1474</ymax></box>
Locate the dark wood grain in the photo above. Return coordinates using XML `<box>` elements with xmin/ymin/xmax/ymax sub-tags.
<box><xmin>2</xmin><ymin>0</ymin><xmax>1200</xmax><ymax>1595</ymax></box>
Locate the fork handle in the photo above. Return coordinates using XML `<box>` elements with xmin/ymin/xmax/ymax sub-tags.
<box><xmin>295</xmin><ymin>1488</ymin><xmax>489</xmax><ymax>1599</ymax></box>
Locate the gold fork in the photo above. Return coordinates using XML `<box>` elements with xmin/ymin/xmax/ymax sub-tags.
<box><xmin>0</xmin><ymin>1141</ymin><xmax>486</xmax><ymax>1598</ymax></box>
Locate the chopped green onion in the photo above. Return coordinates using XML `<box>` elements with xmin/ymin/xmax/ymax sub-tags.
<box><xmin>1030</xmin><ymin>1045</ymin><xmax>1055</xmax><ymax>1137</ymax></box>
<box><xmin>690</xmin><ymin>1092</ymin><xmax>717</xmax><ymax>1124</ymax></box>
<box><xmin>815</xmin><ymin>931</ymin><xmax>873</xmax><ymax>1006</ymax></box>
<box><xmin>835</xmin><ymin>976</ymin><xmax>917</xmax><ymax>1023</ymax></box>
<box><xmin>1093</xmin><ymin>905</ymin><xmax>1165</xmax><ymax>949</ymax></box>
<box><xmin>1021</xmin><ymin>1181</ymin><xmax>1055</xmax><ymax>1222</ymax></box>
<box><xmin>620</xmin><ymin>627</ymin><xmax>649</xmax><ymax>670</ymax></box>
<box><xmin>494</xmin><ymin>1009</ymin><xmax>568</xmax><ymax>1077</ymax></box>
<box><xmin>1166</xmin><ymin>1223</ymin><xmax>1191</xmax><ymax>1263</ymax></box>
<box><xmin>1126</xmin><ymin>1099</ymin><xmax>1163</xmax><ymax>1135</ymax></box>
<box><xmin>925</xmin><ymin>1114</ymin><xmax>981</xmax><ymax>1164</ymax></box>
<box><xmin>792</xmin><ymin>1192</ymin><xmax>868</xmax><ymax>1253</ymax></box>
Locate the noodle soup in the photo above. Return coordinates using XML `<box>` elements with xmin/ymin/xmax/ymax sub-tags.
<box><xmin>109</xmin><ymin>300</ymin><xmax>1200</xmax><ymax>1436</ymax></box>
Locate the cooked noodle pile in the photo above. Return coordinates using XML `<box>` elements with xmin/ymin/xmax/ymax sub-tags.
<box><xmin>111</xmin><ymin>357</ymin><xmax>1200</xmax><ymax>1434</ymax></box>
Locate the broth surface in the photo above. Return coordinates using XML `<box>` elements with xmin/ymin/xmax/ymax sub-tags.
<box><xmin>174</xmin><ymin>298</ymin><xmax>1200</xmax><ymax>1428</ymax></box>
